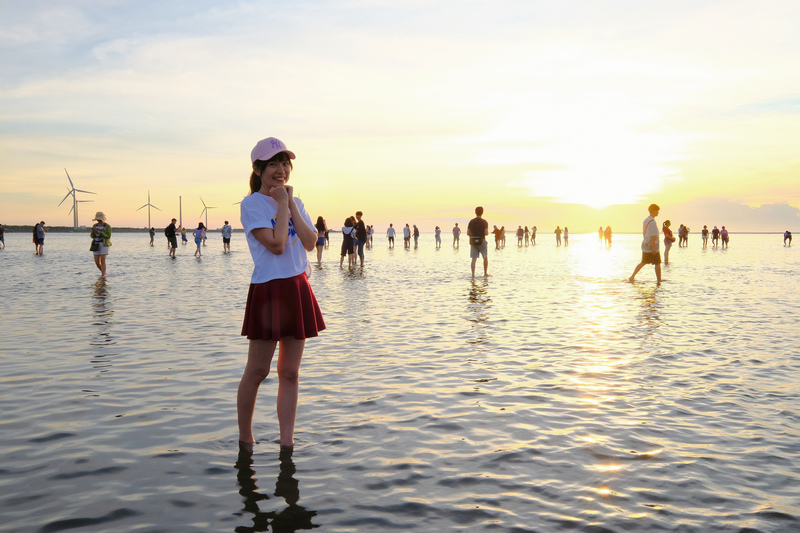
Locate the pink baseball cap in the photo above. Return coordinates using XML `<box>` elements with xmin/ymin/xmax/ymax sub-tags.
<box><xmin>250</xmin><ymin>137</ymin><xmax>296</xmax><ymax>163</ymax></box>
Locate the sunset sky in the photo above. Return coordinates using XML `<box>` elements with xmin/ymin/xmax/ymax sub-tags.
<box><xmin>1</xmin><ymin>0</ymin><xmax>799</xmax><ymax>232</ymax></box>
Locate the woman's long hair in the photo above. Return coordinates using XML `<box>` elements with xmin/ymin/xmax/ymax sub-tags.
<box><xmin>249</xmin><ymin>152</ymin><xmax>293</xmax><ymax>194</ymax></box>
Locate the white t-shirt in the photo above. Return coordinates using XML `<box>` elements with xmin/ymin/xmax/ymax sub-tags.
<box><xmin>240</xmin><ymin>193</ymin><xmax>313</xmax><ymax>284</ymax></box>
<box><xmin>642</xmin><ymin>216</ymin><xmax>660</xmax><ymax>253</ymax></box>
<box><xmin>387</xmin><ymin>227</ymin><xmax>395</xmax><ymax>237</ymax></box>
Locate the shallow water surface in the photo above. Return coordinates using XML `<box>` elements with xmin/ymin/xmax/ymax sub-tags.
<box><xmin>1</xmin><ymin>232</ymin><xmax>798</xmax><ymax>532</ymax></box>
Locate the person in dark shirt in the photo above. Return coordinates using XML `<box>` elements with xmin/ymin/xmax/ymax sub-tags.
<box><xmin>165</xmin><ymin>218</ymin><xmax>181</xmax><ymax>258</ymax></box>
<box><xmin>467</xmin><ymin>206</ymin><xmax>489</xmax><ymax>278</ymax></box>
<box><xmin>354</xmin><ymin>211</ymin><xmax>367</xmax><ymax>267</ymax></box>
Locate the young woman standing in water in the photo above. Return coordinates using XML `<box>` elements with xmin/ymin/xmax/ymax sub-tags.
<box><xmin>91</xmin><ymin>212</ymin><xmax>111</xmax><ymax>277</ymax></box>
<box><xmin>237</xmin><ymin>137</ymin><xmax>325</xmax><ymax>452</ymax></box>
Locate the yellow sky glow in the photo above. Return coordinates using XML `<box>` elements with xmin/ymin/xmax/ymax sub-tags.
<box><xmin>0</xmin><ymin>1</ymin><xmax>798</xmax><ymax>232</ymax></box>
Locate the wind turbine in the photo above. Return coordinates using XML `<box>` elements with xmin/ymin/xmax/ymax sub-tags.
<box><xmin>58</xmin><ymin>169</ymin><xmax>96</xmax><ymax>230</ymax></box>
<box><xmin>136</xmin><ymin>190</ymin><xmax>161</xmax><ymax>228</ymax></box>
<box><xmin>199</xmin><ymin>197</ymin><xmax>216</xmax><ymax>228</ymax></box>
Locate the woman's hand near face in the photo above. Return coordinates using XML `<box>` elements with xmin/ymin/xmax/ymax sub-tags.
<box><xmin>269</xmin><ymin>185</ymin><xmax>289</xmax><ymax>205</ymax></box>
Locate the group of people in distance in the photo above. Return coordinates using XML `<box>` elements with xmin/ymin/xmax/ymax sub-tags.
<box><xmin>158</xmin><ymin>218</ymin><xmax>234</xmax><ymax>258</ymax></box>
<box><xmin>700</xmin><ymin>225</ymin><xmax>730</xmax><ymax>249</ymax></box>
<box><xmin>598</xmin><ymin>226</ymin><xmax>613</xmax><ymax>246</ymax></box>
<box><xmin>338</xmin><ymin>211</ymin><xmax>371</xmax><ymax>268</ymax></box>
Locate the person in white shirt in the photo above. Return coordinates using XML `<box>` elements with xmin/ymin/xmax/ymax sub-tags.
<box><xmin>629</xmin><ymin>204</ymin><xmax>662</xmax><ymax>283</ymax></box>
<box><xmin>452</xmin><ymin>223</ymin><xmax>461</xmax><ymax>247</ymax></box>
<box><xmin>386</xmin><ymin>224</ymin><xmax>396</xmax><ymax>248</ymax></box>
<box><xmin>221</xmin><ymin>221</ymin><xmax>233</xmax><ymax>253</ymax></box>
<box><xmin>237</xmin><ymin>137</ymin><xmax>325</xmax><ymax>452</ymax></box>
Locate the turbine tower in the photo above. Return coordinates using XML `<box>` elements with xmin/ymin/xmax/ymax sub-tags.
<box><xmin>58</xmin><ymin>169</ymin><xmax>96</xmax><ymax>230</ymax></box>
<box><xmin>136</xmin><ymin>190</ymin><xmax>161</xmax><ymax>228</ymax></box>
<box><xmin>199</xmin><ymin>197</ymin><xmax>216</xmax><ymax>228</ymax></box>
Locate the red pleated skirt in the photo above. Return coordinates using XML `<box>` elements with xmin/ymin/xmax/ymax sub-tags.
<box><xmin>241</xmin><ymin>273</ymin><xmax>325</xmax><ymax>341</ymax></box>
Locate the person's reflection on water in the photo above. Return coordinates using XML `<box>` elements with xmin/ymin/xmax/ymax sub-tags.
<box><xmin>632</xmin><ymin>283</ymin><xmax>663</xmax><ymax>347</ymax></box>
<box><xmin>234</xmin><ymin>447</ymin><xmax>318</xmax><ymax>532</ymax></box>
<box><xmin>466</xmin><ymin>279</ymin><xmax>491</xmax><ymax>347</ymax></box>
<box><xmin>90</xmin><ymin>278</ymin><xmax>115</xmax><ymax>347</ymax></box>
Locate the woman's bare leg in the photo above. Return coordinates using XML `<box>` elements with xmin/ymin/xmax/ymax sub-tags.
<box><xmin>276</xmin><ymin>337</ymin><xmax>305</xmax><ymax>448</ymax></box>
<box><xmin>237</xmin><ymin>339</ymin><xmax>278</xmax><ymax>444</ymax></box>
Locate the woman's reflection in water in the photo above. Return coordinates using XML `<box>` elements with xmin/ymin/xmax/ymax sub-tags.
<box><xmin>91</xmin><ymin>278</ymin><xmax>116</xmax><ymax>371</ymax></box>
<box><xmin>234</xmin><ymin>447</ymin><xmax>318</xmax><ymax>532</ymax></box>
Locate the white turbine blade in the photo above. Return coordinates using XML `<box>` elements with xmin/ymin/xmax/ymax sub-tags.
<box><xmin>152</xmin><ymin>205</ymin><xmax>162</xmax><ymax>211</ymax></box>
<box><xmin>136</xmin><ymin>204</ymin><xmax>148</xmax><ymax>211</ymax></box>
<box><xmin>68</xmin><ymin>204</ymin><xmax>75</xmax><ymax>215</ymax></box>
<box><xmin>58</xmin><ymin>189</ymin><xmax>74</xmax><ymax>206</ymax></box>
<box><xmin>200</xmin><ymin>197</ymin><xmax>207</xmax><ymax>208</ymax></box>
<box><xmin>75</xmin><ymin>189</ymin><xmax>96</xmax><ymax>195</ymax></box>
<box><xmin>64</xmin><ymin>168</ymin><xmax>75</xmax><ymax>189</ymax></box>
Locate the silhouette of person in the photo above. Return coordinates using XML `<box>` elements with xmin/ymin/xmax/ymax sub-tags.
<box><xmin>354</xmin><ymin>211</ymin><xmax>367</xmax><ymax>267</ymax></box>
<box><xmin>468</xmin><ymin>206</ymin><xmax>489</xmax><ymax>278</ymax></box>
<box><xmin>662</xmin><ymin>220</ymin><xmax>675</xmax><ymax>264</ymax></box>
<box><xmin>492</xmin><ymin>225</ymin><xmax>502</xmax><ymax>249</ymax></box>
<box><xmin>701</xmin><ymin>225</ymin><xmax>709</xmax><ymax>248</ymax></box>
<box><xmin>452</xmin><ymin>223</ymin><xmax>461</xmax><ymax>247</ymax></box>
<box><xmin>314</xmin><ymin>216</ymin><xmax>327</xmax><ymax>264</ymax></box>
<box><xmin>165</xmin><ymin>218</ymin><xmax>180</xmax><ymax>258</ymax></box>
<box><xmin>34</xmin><ymin>221</ymin><xmax>47</xmax><ymax>255</ymax></box>
<box><xmin>711</xmin><ymin>226</ymin><xmax>720</xmax><ymax>247</ymax></box>
<box><xmin>629</xmin><ymin>204</ymin><xmax>662</xmax><ymax>282</ymax></box>
<box><xmin>386</xmin><ymin>223</ymin><xmax>395</xmax><ymax>248</ymax></box>
<box><xmin>90</xmin><ymin>212</ymin><xmax>111</xmax><ymax>276</ymax></box>
<box><xmin>554</xmin><ymin>226</ymin><xmax>562</xmax><ymax>246</ymax></box>
<box><xmin>193</xmin><ymin>222</ymin><xmax>206</xmax><ymax>257</ymax></box>
<box><xmin>222</xmin><ymin>220</ymin><xmax>233</xmax><ymax>253</ymax></box>
<box><xmin>340</xmin><ymin>218</ymin><xmax>355</xmax><ymax>268</ymax></box>
<box><xmin>785</xmin><ymin>230</ymin><xmax>792</xmax><ymax>246</ymax></box>
<box><xmin>604</xmin><ymin>226</ymin><xmax>612</xmax><ymax>246</ymax></box>
<box><xmin>721</xmin><ymin>226</ymin><xmax>729</xmax><ymax>248</ymax></box>
<box><xmin>235</xmin><ymin>447</ymin><xmax>318</xmax><ymax>532</ymax></box>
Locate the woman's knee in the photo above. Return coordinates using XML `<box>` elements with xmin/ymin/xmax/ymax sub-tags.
<box><xmin>245</xmin><ymin>363</ymin><xmax>271</xmax><ymax>383</ymax></box>
<box><xmin>278</xmin><ymin>366</ymin><xmax>300</xmax><ymax>384</ymax></box>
